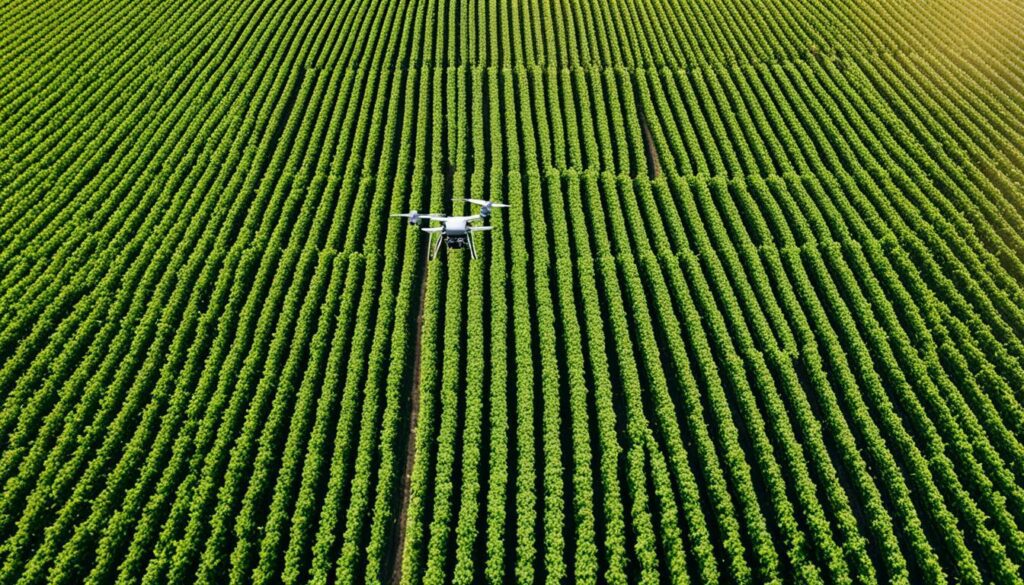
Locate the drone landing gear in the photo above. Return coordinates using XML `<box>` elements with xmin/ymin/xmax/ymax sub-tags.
<box><xmin>428</xmin><ymin>232</ymin><xmax>444</xmax><ymax>261</ymax></box>
<box><xmin>426</xmin><ymin>232</ymin><xmax>479</xmax><ymax>261</ymax></box>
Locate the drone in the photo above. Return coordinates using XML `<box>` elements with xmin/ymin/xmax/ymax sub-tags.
<box><xmin>392</xmin><ymin>198</ymin><xmax>509</xmax><ymax>260</ymax></box>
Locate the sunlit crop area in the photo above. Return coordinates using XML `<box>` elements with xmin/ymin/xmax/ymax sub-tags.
<box><xmin>2</xmin><ymin>0</ymin><xmax>1024</xmax><ymax>582</ymax></box>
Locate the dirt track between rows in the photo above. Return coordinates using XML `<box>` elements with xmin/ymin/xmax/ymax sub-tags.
<box><xmin>388</xmin><ymin>243</ymin><xmax>429</xmax><ymax>584</ymax></box>
<box><xmin>640</xmin><ymin>115</ymin><xmax>661</xmax><ymax>177</ymax></box>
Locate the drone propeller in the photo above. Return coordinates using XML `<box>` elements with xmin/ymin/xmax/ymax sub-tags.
<box><xmin>391</xmin><ymin>210</ymin><xmax>444</xmax><ymax>225</ymax></box>
<box><xmin>454</xmin><ymin>198</ymin><xmax>510</xmax><ymax>218</ymax></box>
<box><xmin>456</xmin><ymin>198</ymin><xmax>511</xmax><ymax>208</ymax></box>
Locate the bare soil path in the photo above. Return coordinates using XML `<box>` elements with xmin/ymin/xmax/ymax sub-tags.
<box><xmin>388</xmin><ymin>245</ymin><xmax>429</xmax><ymax>584</ymax></box>
<box><xmin>640</xmin><ymin>115</ymin><xmax>662</xmax><ymax>178</ymax></box>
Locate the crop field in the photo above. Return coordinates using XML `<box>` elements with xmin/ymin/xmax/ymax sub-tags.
<box><xmin>2</xmin><ymin>0</ymin><xmax>1024</xmax><ymax>583</ymax></box>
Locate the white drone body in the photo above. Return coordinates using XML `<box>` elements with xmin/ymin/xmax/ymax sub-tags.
<box><xmin>391</xmin><ymin>199</ymin><xmax>509</xmax><ymax>260</ymax></box>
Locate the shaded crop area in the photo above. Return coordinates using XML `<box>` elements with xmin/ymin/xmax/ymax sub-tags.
<box><xmin>2</xmin><ymin>0</ymin><xmax>1024</xmax><ymax>583</ymax></box>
